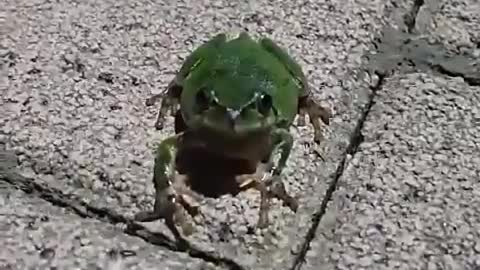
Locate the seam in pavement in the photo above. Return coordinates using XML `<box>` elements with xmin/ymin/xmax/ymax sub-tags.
<box><xmin>289</xmin><ymin>72</ymin><xmax>387</xmax><ymax>270</ymax></box>
<box><xmin>289</xmin><ymin>1</ymin><xmax>427</xmax><ymax>268</ymax></box>
<box><xmin>402</xmin><ymin>0</ymin><xmax>480</xmax><ymax>87</ymax></box>
<box><xmin>431</xmin><ymin>64</ymin><xmax>480</xmax><ymax>86</ymax></box>
<box><xmin>0</xmin><ymin>170</ymin><xmax>245</xmax><ymax>270</ymax></box>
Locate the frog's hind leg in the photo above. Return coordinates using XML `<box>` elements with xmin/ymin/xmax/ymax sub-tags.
<box><xmin>298</xmin><ymin>96</ymin><xmax>331</xmax><ymax>144</ymax></box>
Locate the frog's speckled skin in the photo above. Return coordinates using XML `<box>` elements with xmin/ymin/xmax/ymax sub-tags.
<box><xmin>135</xmin><ymin>32</ymin><xmax>331</xmax><ymax>235</ymax></box>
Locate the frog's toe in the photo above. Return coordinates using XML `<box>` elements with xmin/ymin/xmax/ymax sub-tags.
<box><xmin>134</xmin><ymin>210</ymin><xmax>163</xmax><ymax>222</ymax></box>
<box><xmin>256</xmin><ymin>212</ymin><xmax>269</xmax><ymax>229</ymax></box>
<box><xmin>154</xmin><ymin>120</ymin><xmax>165</xmax><ymax>130</ymax></box>
<box><xmin>257</xmin><ymin>196</ymin><xmax>270</xmax><ymax>229</ymax></box>
<box><xmin>296</xmin><ymin>110</ymin><xmax>307</xmax><ymax>126</ymax></box>
<box><xmin>178</xmin><ymin>194</ymin><xmax>202</xmax><ymax>218</ymax></box>
<box><xmin>146</xmin><ymin>94</ymin><xmax>163</xmax><ymax>106</ymax></box>
<box><xmin>267</xmin><ymin>177</ymin><xmax>298</xmax><ymax>213</ymax></box>
<box><xmin>313</xmin><ymin>129</ymin><xmax>324</xmax><ymax>144</ymax></box>
<box><xmin>172</xmin><ymin>205</ymin><xmax>196</xmax><ymax>236</ymax></box>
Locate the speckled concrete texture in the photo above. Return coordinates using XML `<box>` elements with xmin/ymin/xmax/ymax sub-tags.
<box><xmin>415</xmin><ymin>0</ymin><xmax>480</xmax><ymax>52</ymax></box>
<box><xmin>306</xmin><ymin>73</ymin><xmax>480</xmax><ymax>269</ymax></box>
<box><xmin>0</xmin><ymin>0</ymin><xmax>399</xmax><ymax>269</ymax></box>
<box><xmin>0</xmin><ymin>183</ymin><xmax>215</xmax><ymax>270</ymax></box>
<box><xmin>2</xmin><ymin>0</ymin><xmax>479</xmax><ymax>269</ymax></box>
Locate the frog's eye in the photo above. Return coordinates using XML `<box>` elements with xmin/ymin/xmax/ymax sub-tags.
<box><xmin>195</xmin><ymin>88</ymin><xmax>211</xmax><ymax>112</ymax></box>
<box><xmin>257</xmin><ymin>94</ymin><xmax>272</xmax><ymax>115</ymax></box>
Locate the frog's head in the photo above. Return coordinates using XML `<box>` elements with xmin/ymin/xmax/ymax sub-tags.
<box><xmin>181</xmin><ymin>77</ymin><xmax>281</xmax><ymax>138</ymax></box>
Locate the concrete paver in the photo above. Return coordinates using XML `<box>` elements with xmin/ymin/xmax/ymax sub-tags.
<box><xmin>2</xmin><ymin>0</ymin><xmax>479</xmax><ymax>269</ymax></box>
<box><xmin>0</xmin><ymin>0</ymin><xmax>400</xmax><ymax>268</ymax></box>
<box><xmin>305</xmin><ymin>73</ymin><xmax>480</xmax><ymax>269</ymax></box>
<box><xmin>415</xmin><ymin>0</ymin><xmax>480</xmax><ymax>52</ymax></box>
<box><xmin>0</xmin><ymin>173</ymin><xmax>215</xmax><ymax>269</ymax></box>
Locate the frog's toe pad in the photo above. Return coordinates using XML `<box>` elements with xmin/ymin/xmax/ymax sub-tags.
<box><xmin>154</xmin><ymin>120</ymin><xmax>165</xmax><ymax>130</ymax></box>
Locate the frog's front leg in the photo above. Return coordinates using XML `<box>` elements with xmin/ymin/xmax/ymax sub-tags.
<box><xmin>134</xmin><ymin>133</ymin><xmax>198</xmax><ymax>236</ymax></box>
<box><xmin>241</xmin><ymin>129</ymin><xmax>298</xmax><ymax>229</ymax></box>
<box><xmin>297</xmin><ymin>96</ymin><xmax>331</xmax><ymax>144</ymax></box>
<box><xmin>146</xmin><ymin>80</ymin><xmax>181</xmax><ymax>130</ymax></box>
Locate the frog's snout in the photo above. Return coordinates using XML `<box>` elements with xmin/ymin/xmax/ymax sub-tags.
<box><xmin>226</xmin><ymin>108</ymin><xmax>241</xmax><ymax>124</ymax></box>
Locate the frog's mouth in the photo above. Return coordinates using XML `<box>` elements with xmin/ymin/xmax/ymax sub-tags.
<box><xmin>189</xmin><ymin>106</ymin><xmax>276</xmax><ymax>138</ymax></box>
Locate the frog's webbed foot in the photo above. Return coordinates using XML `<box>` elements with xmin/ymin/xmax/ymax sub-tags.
<box><xmin>264</xmin><ymin>176</ymin><xmax>298</xmax><ymax>212</ymax></box>
<box><xmin>134</xmin><ymin>187</ymin><xmax>188</xmax><ymax>236</ymax></box>
<box><xmin>134</xmin><ymin>176</ymin><xmax>201</xmax><ymax>236</ymax></box>
<box><xmin>236</xmin><ymin>171</ymin><xmax>298</xmax><ymax>229</ymax></box>
<box><xmin>298</xmin><ymin>96</ymin><xmax>332</xmax><ymax>144</ymax></box>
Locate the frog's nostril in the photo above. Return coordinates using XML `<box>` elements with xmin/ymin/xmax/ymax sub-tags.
<box><xmin>227</xmin><ymin>108</ymin><xmax>241</xmax><ymax>120</ymax></box>
<box><xmin>226</xmin><ymin>108</ymin><xmax>240</xmax><ymax>129</ymax></box>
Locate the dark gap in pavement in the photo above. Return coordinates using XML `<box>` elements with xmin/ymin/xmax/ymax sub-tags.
<box><xmin>289</xmin><ymin>71</ymin><xmax>387</xmax><ymax>270</ymax></box>
<box><xmin>0</xmin><ymin>167</ymin><xmax>245</xmax><ymax>270</ymax></box>
<box><xmin>403</xmin><ymin>0</ymin><xmax>425</xmax><ymax>34</ymax></box>
<box><xmin>431</xmin><ymin>64</ymin><xmax>480</xmax><ymax>86</ymax></box>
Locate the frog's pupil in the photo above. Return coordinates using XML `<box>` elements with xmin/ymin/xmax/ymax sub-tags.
<box><xmin>257</xmin><ymin>94</ymin><xmax>272</xmax><ymax>115</ymax></box>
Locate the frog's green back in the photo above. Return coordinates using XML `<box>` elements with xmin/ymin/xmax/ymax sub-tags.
<box><xmin>182</xmin><ymin>33</ymin><xmax>303</xmax><ymax>125</ymax></box>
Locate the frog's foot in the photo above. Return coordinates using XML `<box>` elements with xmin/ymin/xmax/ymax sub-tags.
<box><xmin>171</xmin><ymin>175</ymin><xmax>204</xmax><ymax>218</ymax></box>
<box><xmin>299</xmin><ymin>97</ymin><xmax>332</xmax><ymax>144</ymax></box>
<box><xmin>236</xmin><ymin>174</ymin><xmax>298</xmax><ymax>229</ymax></box>
<box><xmin>264</xmin><ymin>176</ymin><xmax>298</xmax><ymax>212</ymax></box>
<box><xmin>134</xmin><ymin>186</ymin><xmax>200</xmax><ymax>236</ymax></box>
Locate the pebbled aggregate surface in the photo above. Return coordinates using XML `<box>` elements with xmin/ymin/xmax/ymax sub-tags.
<box><xmin>0</xmin><ymin>158</ymin><xmax>215</xmax><ymax>270</ymax></box>
<box><xmin>1</xmin><ymin>0</ymin><xmax>479</xmax><ymax>269</ymax></box>
<box><xmin>415</xmin><ymin>0</ymin><xmax>480</xmax><ymax>52</ymax></box>
<box><xmin>0</xmin><ymin>0</ymin><xmax>400</xmax><ymax>268</ymax></box>
<box><xmin>306</xmin><ymin>73</ymin><xmax>480</xmax><ymax>269</ymax></box>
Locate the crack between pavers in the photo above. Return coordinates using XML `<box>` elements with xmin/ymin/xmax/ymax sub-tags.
<box><xmin>430</xmin><ymin>64</ymin><xmax>480</xmax><ymax>86</ymax></box>
<box><xmin>0</xmin><ymin>168</ymin><xmax>245</xmax><ymax>270</ymax></box>
<box><xmin>289</xmin><ymin>71</ymin><xmax>387</xmax><ymax>270</ymax></box>
<box><xmin>403</xmin><ymin>0</ymin><xmax>425</xmax><ymax>34</ymax></box>
<box><xmin>401</xmin><ymin>0</ymin><xmax>480</xmax><ymax>87</ymax></box>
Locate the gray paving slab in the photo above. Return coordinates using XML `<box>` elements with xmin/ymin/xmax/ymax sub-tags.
<box><xmin>0</xmin><ymin>0</ymin><xmax>403</xmax><ymax>268</ymax></box>
<box><xmin>305</xmin><ymin>72</ymin><xmax>480</xmax><ymax>270</ymax></box>
<box><xmin>415</xmin><ymin>0</ymin><xmax>480</xmax><ymax>52</ymax></box>
<box><xmin>0</xmin><ymin>175</ymin><xmax>214</xmax><ymax>269</ymax></box>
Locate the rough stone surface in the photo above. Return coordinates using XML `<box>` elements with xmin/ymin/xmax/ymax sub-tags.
<box><xmin>0</xmin><ymin>185</ymin><xmax>214</xmax><ymax>270</ymax></box>
<box><xmin>416</xmin><ymin>0</ymin><xmax>480</xmax><ymax>52</ymax></box>
<box><xmin>2</xmin><ymin>0</ymin><xmax>478</xmax><ymax>269</ymax></box>
<box><xmin>0</xmin><ymin>0</ymin><xmax>399</xmax><ymax>268</ymax></box>
<box><xmin>306</xmin><ymin>73</ymin><xmax>480</xmax><ymax>270</ymax></box>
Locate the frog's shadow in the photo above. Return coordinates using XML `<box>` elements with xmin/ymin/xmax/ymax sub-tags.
<box><xmin>173</xmin><ymin>110</ymin><xmax>260</xmax><ymax>198</ymax></box>
<box><xmin>175</xmin><ymin>147</ymin><xmax>256</xmax><ymax>198</ymax></box>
